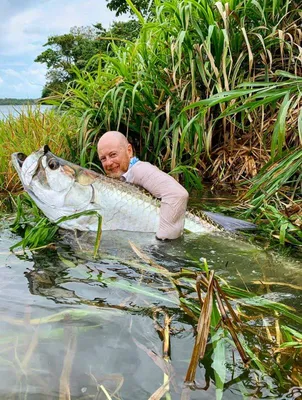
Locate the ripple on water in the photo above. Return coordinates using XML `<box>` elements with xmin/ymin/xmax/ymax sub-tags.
<box><xmin>0</xmin><ymin>224</ymin><xmax>301</xmax><ymax>399</ymax></box>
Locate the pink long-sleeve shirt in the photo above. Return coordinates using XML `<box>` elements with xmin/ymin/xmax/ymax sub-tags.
<box><xmin>123</xmin><ymin>161</ymin><xmax>189</xmax><ymax>240</ymax></box>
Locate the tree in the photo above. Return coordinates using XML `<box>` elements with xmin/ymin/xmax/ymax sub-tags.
<box><xmin>106</xmin><ymin>0</ymin><xmax>151</xmax><ymax>16</ymax></box>
<box><xmin>107</xmin><ymin>20</ymin><xmax>141</xmax><ymax>42</ymax></box>
<box><xmin>35</xmin><ymin>26</ymin><xmax>106</xmax><ymax>96</ymax></box>
<box><xmin>35</xmin><ymin>22</ymin><xmax>141</xmax><ymax>97</ymax></box>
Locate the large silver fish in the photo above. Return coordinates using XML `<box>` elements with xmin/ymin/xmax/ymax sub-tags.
<box><xmin>11</xmin><ymin>146</ymin><xmax>255</xmax><ymax>234</ymax></box>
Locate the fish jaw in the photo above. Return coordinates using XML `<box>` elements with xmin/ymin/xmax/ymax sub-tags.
<box><xmin>12</xmin><ymin>149</ymin><xmax>42</xmax><ymax>188</ymax></box>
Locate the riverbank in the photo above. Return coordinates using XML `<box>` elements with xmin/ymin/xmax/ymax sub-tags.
<box><xmin>0</xmin><ymin>98</ymin><xmax>37</xmax><ymax>105</ymax></box>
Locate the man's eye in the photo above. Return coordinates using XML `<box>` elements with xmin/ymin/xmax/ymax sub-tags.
<box><xmin>110</xmin><ymin>153</ymin><xmax>117</xmax><ymax>158</ymax></box>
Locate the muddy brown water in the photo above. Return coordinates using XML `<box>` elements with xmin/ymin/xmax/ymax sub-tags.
<box><xmin>0</xmin><ymin>218</ymin><xmax>301</xmax><ymax>399</ymax></box>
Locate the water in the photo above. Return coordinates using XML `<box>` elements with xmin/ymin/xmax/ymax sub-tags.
<box><xmin>0</xmin><ymin>104</ymin><xmax>52</xmax><ymax>120</ymax></box>
<box><xmin>0</xmin><ymin>218</ymin><xmax>301</xmax><ymax>400</ymax></box>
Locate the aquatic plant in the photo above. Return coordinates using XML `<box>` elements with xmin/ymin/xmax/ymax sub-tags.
<box><xmin>10</xmin><ymin>192</ymin><xmax>102</xmax><ymax>257</ymax></box>
<box><xmin>0</xmin><ymin>305</ymin><xmax>123</xmax><ymax>400</ymax></box>
<box><xmin>241</xmin><ymin>148</ymin><xmax>302</xmax><ymax>246</ymax></box>
<box><xmin>216</xmin><ymin>148</ymin><xmax>302</xmax><ymax>247</ymax></box>
<box><xmin>123</xmin><ymin>243</ymin><xmax>302</xmax><ymax>398</ymax></box>
<box><xmin>38</xmin><ymin>241</ymin><xmax>299</xmax><ymax>399</ymax></box>
<box><xmin>1</xmin><ymin>230</ymin><xmax>301</xmax><ymax>399</ymax></box>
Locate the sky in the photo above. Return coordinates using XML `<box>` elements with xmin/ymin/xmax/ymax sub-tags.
<box><xmin>0</xmin><ymin>0</ymin><xmax>126</xmax><ymax>99</ymax></box>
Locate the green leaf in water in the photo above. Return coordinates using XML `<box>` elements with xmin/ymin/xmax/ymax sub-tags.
<box><xmin>101</xmin><ymin>278</ymin><xmax>179</xmax><ymax>305</ymax></box>
<box><xmin>211</xmin><ymin>328</ymin><xmax>227</xmax><ymax>400</ymax></box>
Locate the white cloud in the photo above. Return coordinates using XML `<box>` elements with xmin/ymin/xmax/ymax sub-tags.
<box><xmin>0</xmin><ymin>0</ymin><xmax>127</xmax><ymax>98</ymax></box>
<box><xmin>12</xmin><ymin>83</ymin><xmax>25</xmax><ymax>93</ymax></box>
<box><xmin>0</xmin><ymin>76</ymin><xmax>3</xmax><ymax>85</ymax></box>
<box><xmin>0</xmin><ymin>8</ymin><xmax>43</xmax><ymax>56</ymax></box>
<box><xmin>2</xmin><ymin>69</ymin><xmax>21</xmax><ymax>78</ymax></box>
<box><xmin>0</xmin><ymin>0</ymin><xmax>121</xmax><ymax>57</ymax></box>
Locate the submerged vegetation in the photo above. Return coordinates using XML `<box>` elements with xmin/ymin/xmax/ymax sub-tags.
<box><xmin>126</xmin><ymin>244</ymin><xmax>302</xmax><ymax>396</ymax></box>
<box><xmin>1</xmin><ymin>233</ymin><xmax>301</xmax><ymax>399</ymax></box>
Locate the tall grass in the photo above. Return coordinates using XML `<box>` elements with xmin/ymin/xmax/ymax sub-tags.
<box><xmin>0</xmin><ymin>106</ymin><xmax>80</xmax><ymax>192</ymax></box>
<box><xmin>44</xmin><ymin>0</ymin><xmax>301</xmax><ymax>181</ymax></box>
<box><xmin>241</xmin><ymin>148</ymin><xmax>302</xmax><ymax>246</ymax></box>
<box><xmin>40</xmin><ymin>0</ymin><xmax>301</xmax><ymax>246</ymax></box>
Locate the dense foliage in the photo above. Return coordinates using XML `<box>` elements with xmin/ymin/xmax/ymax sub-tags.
<box><xmin>35</xmin><ymin>21</ymin><xmax>141</xmax><ymax>97</ymax></box>
<box><xmin>44</xmin><ymin>0</ymin><xmax>301</xmax><ymax>173</ymax></box>
<box><xmin>1</xmin><ymin>0</ymin><xmax>300</xmax><ymax>247</ymax></box>
<box><xmin>106</xmin><ymin>0</ymin><xmax>151</xmax><ymax>16</ymax></box>
<box><xmin>35</xmin><ymin>26</ymin><xmax>105</xmax><ymax>97</ymax></box>
<box><xmin>38</xmin><ymin>0</ymin><xmax>301</xmax><ymax>246</ymax></box>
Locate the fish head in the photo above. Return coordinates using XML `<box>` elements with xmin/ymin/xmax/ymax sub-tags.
<box><xmin>11</xmin><ymin>146</ymin><xmax>101</xmax><ymax>222</ymax></box>
<box><xmin>12</xmin><ymin>145</ymin><xmax>75</xmax><ymax>191</ymax></box>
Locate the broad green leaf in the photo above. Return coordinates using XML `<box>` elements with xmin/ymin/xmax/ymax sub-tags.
<box><xmin>102</xmin><ymin>278</ymin><xmax>179</xmax><ymax>305</ymax></box>
<box><xmin>211</xmin><ymin>328</ymin><xmax>227</xmax><ymax>400</ymax></box>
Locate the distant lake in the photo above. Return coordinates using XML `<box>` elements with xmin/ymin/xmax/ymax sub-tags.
<box><xmin>0</xmin><ymin>104</ymin><xmax>52</xmax><ymax>120</ymax></box>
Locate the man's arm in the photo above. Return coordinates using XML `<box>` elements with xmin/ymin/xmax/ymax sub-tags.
<box><xmin>123</xmin><ymin>161</ymin><xmax>189</xmax><ymax>239</ymax></box>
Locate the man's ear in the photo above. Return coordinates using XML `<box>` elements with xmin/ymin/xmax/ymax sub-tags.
<box><xmin>127</xmin><ymin>143</ymin><xmax>133</xmax><ymax>157</ymax></box>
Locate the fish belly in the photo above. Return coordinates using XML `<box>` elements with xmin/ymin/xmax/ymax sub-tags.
<box><xmin>184</xmin><ymin>212</ymin><xmax>218</xmax><ymax>234</ymax></box>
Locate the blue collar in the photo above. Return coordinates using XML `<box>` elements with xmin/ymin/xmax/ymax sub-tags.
<box><xmin>128</xmin><ymin>157</ymin><xmax>140</xmax><ymax>169</ymax></box>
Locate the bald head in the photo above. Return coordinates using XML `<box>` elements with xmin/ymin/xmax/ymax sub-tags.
<box><xmin>97</xmin><ymin>131</ymin><xmax>133</xmax><ymax>178</ymax></box>
<box><xmin>97</xmin><ymin>131</ymin><xmax>129</xmax><ymax>153</ymax></box>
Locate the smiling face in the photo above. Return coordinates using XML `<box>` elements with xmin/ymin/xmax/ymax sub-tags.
<box><xmin>97</xmin><ymin>132</ymin><xmax>133</xmax><ymax>179</ymax></box>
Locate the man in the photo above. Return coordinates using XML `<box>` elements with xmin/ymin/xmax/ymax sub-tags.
<box><xmin>97</xmin><ymin>131</ymin><xmax>189</xmax><ymax>240</ymax></box>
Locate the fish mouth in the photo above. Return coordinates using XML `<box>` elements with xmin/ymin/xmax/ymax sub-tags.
<box><xmin>15</xmin><ymin>152</ymin><xmax>27</xmax><ymax>168</ymax></box>
<box><xmin>12</xmin><ymin>145</ymin><xmax>50</xmax><ymax>170</ymax></box>
<box><xmin>11</xmin><ymin>152</ymin><xmax>28</xmax><ymax>172</ymax></box>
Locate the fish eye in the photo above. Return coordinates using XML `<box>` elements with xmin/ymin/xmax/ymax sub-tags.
<box><xmin>48</xmin><ymin>158</ymin><xmax>60</xmax><ymax>170</ymax></box>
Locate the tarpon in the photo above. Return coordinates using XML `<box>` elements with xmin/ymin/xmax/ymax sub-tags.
<box><xmin>11</xmin><ymin>146</ymin><xmax>255</xmax><ymax>234</ymax></box>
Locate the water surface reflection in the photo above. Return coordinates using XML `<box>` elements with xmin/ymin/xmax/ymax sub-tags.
<box><xmin>0</xmin><ymin>225</ymin><xmax>301</xmax><ymax>399</ymax></box>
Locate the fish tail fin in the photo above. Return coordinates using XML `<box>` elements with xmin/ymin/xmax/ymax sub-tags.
<box><xmin>204</xmin><ymin>211</ymin><xmax>257</xmax><ymax>231</ymax></box>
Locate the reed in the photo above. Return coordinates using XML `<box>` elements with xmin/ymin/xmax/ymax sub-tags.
<box><xmin>241</xmin><ymin>148</ymin><xmax>302</xmax><ymax>246</ymax></box>
<box><xmin>43</xmin><ymin>0</ymin><xmax>301</xmax><ymax>185</ymax></box>
<box><xmin>38</xmin><ymin>0</ymin><xmax>301</xmax><ymax>246</ymax></box>
<box><xmin>98</xmin><ymin>243</ymin><xmax>302</xmax><ymax>397</ymax></box>
<box><xmin>0</xmin><ymin>105</ymin><xmax>80</xmax><ymax>192</ymax></box>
